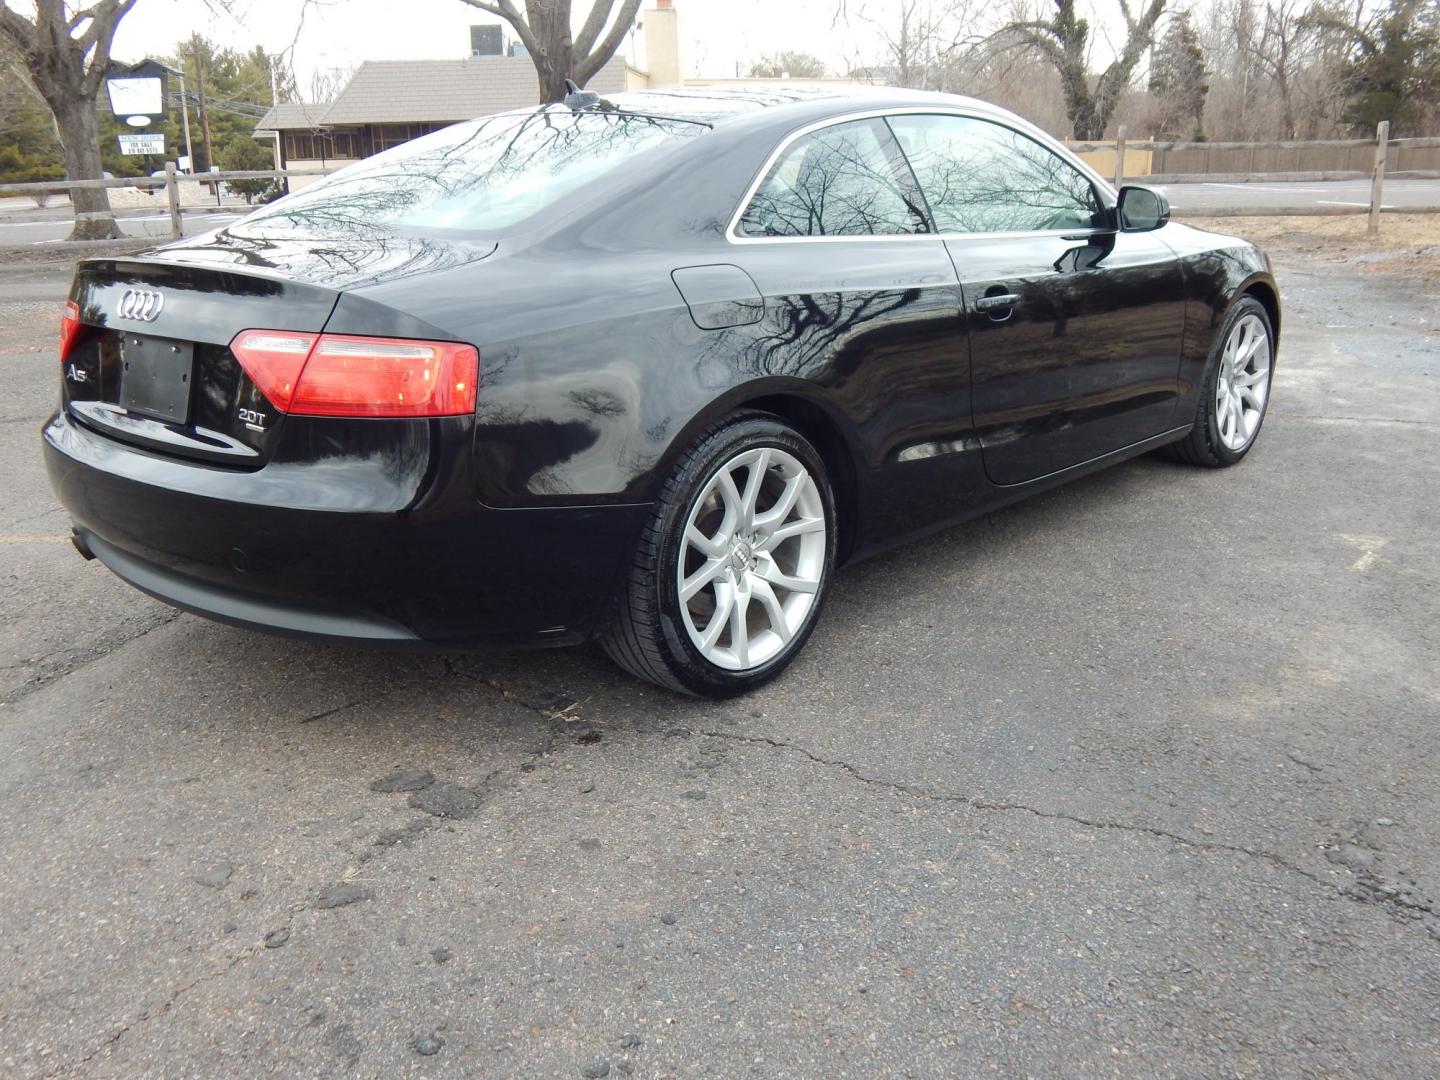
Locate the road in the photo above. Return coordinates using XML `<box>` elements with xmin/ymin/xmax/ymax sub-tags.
<box><xmin>0</xmin><ymin>206</ymin><xmax>244</xmax><ymax>247</ymax></box>
<box><xmin>1162</xmin><ymin>176</ymin><xmax>1440</xmax><ymax>213</ymax></box>
<box><xmin>0</xmin><ymin>178</ymin><xmax>1437</xmax><ymax>246</ymax></box>
<box><xmin>1</xmin><ymin>253</ymin><xmax>1438</xmax><ymax>1077</ymax></box>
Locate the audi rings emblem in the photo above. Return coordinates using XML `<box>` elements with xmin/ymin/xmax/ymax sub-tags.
<box><xmin>117</xmin><ymin>288</ymin><xmax>164</xmax><ymax>322</ymax></box>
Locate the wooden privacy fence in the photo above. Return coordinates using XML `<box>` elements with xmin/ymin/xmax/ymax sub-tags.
<box><xmin>1068</xmin><ymin>127</ymin><xmax>1440</xmax><ymax>183</ymax></box>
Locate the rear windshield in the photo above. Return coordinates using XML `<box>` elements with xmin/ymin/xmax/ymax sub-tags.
<box><xmin>242</xmin><ymin>108</ymin><xmax>705</xmax><ymax>236</ymax></box>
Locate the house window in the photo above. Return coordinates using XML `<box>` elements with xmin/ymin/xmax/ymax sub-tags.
<box><xmin>284</xmin><ymin>133</ymin><xmax>316</xmax><ymax>160</ymax></box>
<box><xmin>283</xmin><ymin>130</ymin><xmax>361</xmax><ymax>162</ymax></box>
<box><xmin>372</xmin><ymin>123</ymin><xmax>445</xmax><ymax>152</ymax></box>
<box><xmin>374</xmin><ymin>124</ymin><xmax>414</xmax><ymax>151</ymax></box>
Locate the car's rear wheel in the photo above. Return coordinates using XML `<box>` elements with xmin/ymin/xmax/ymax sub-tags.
<box><xmin>601</xmin><ymin>412</ymin><xmax>836</xmax><ymax>697</ymax></box>
<box><xmin>1163</xmin><ymin>296</ymin><xmax>1275</xmax><ymax>467</ymax></box>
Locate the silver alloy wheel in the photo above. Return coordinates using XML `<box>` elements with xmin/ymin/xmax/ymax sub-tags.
<box><xmin>677</xmin><ymin>446</ymin><xmax>826</xmax><ymax>671</ymax></box>
<box><xmin>1215</xmin><ymin>312</ymin><xmax>1272</xmax><ymax>452</ymax></box>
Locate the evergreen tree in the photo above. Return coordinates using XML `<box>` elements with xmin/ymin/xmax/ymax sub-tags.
<box><xmin>0</xmin><ymin>63</ymin><xmax>64</xmax><ymax>184</ymax></box>
<box><xmin>1309</xmin><ymin>0</ymin><xmax>1440</xmax><ymax>135</ymax></box>
<box><xmin>217</xmin><ymin>136</ymin><xmax>276</xmax><ymax>204</ymax></box>
<box><xmin>167</xmin><ymin>37</ymin><xmax>287</xmax><ymax>174</ymax></box>
<box><xmin>1150</xmin><ymin>10</ymin><xmax>1211</xmax><ymax>138</ymax></box>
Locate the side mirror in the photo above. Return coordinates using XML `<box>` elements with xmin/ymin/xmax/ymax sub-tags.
<box><xmin>1117</xmin><ymin>185</ymin><xmax>1170</xmax><ymax>232</ymax></box>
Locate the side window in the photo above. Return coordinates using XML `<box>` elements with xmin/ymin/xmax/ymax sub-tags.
<box><xmin>886</xmin><ymin>114</ymin><xmax>1103</xmax><ymax>234</ymax></box>
<box><xmin>738</xmin><ymin>118</ymin><xmax>929</xmax><ymax>238</ymax></box>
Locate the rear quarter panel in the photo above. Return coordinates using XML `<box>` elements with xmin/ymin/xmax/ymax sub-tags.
<box><xmin>354</xmin><ymin>243</ymin><xmax>739</xmax><ymax>506</ymax></box>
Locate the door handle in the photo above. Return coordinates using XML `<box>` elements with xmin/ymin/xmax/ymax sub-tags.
<box><xmin>974</xmin><ymin>292</ymin><xmax>1020</xmax><ymax>312</ymax></box>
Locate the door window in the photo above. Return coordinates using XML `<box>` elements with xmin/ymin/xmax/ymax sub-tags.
<box><xmin>886</xmin><ymin>114</ymin><xmax>1103</xmax><ymax>235</ymax></box>
<box><xmin>737</xmin><ymin>118</ymin><xmax>929</xmax><ymax>237</ymax></box>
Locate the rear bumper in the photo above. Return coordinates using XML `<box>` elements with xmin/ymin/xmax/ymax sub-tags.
<box><xmin>43</xmin><ymin>410</ymin><xmax>650</xmax><ymax>648</ymax></box>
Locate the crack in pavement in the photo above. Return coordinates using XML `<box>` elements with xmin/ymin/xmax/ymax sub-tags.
<box><xmin>370</xmin><ymin>664</ymin><xmax>1440</xmax><ymax>945</ymax></box>
<box><xmin>409</xmin><ymin>663</ymin><xmax>1440</xmax><ymax>943</ymax></box>
<box><xmin>293</xmin><ymin>687</ymin><xmax>404</xmax><ymax>725</ymax></box>
<box><xmin>3</xmin><ymin>505</ymin><xmax>67</xmax><ymax>531</ymax></box>
<box><xmin>1</xmin><ymin>609</ymin><xmax>182</xmax><ymax>706</ymax></box>
<box><xmin>693</xmin><ymin>728</ymin><xmax>1440</xmax><ymax>938</ymax></box>
<box><xmin>54</xmin><ymin>945</ymin><xmax>260</xmax><ymax>1078</ymax></box>
<box><xmin>60</xmin><ymin>653</ymin><xmax>1435</xmax><ymax>1070</ymax></box>
<box><xmin>439</xmin><ymin>656</ymin><xmax>583</xmax><ymax>722</ymax></box>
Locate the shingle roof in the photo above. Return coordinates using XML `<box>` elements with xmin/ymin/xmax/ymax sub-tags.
<box><xmin>316</xmin><ymin>55</ymin><xmax>630</xmax><ymax>126</ymax></box>
<box><xmin>252</xmin><ymin>102</ymin><xmax>330</xmax><ymax>134</ymax></box>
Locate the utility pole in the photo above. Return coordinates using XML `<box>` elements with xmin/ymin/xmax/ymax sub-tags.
<box><xmin>1368</xmin><ymin>119</ymin><xmax>1389</xmax><ymax>238</ymax></box>
<box><xmin>156</xmin><ymin>60</ymin><xmax>195</xmax><ymax>172</ymax></box>
<box><xmin>191</xmin><ymin>36</ymin><xmax>214</xmax><ymax>174</ymax></box>
<box><xmin>268</xmin><ymin>54</ymin><xmax>284</xmax><ymax>180</ymax></box>
<box><xmin>177</xmin><ymin>69</ymin><xmax>195</xmax><ymax>171</ymax></box>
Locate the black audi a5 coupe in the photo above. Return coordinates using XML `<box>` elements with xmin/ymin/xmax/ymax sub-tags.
<box><xmin>44</xmin><ymin>87</ymin><xmax>1279</xmax><ymax>696</ymax></box>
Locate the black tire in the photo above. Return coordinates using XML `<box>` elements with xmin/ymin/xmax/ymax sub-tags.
<box><xmin>600</xmin><ymin>412</ymin><xmax>838</xmax><ymax>697</ymax></box>
<box><xmin>1161</xmin><ymin>295</ymin><xmax>1275</xmax><ymax>467</ymax></box>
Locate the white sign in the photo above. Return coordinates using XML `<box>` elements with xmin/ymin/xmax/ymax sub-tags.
<box><xmin>106</xmin><ymin>76</ymin><xmax>164</xmax><ymax>117</ymax></box>
<box><xmin>118</xmin><ymin>133</ymin><xmax>166</xmax><ymax>156</ymax></box>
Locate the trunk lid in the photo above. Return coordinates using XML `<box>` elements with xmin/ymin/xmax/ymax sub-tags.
<box><xmin>62</xmin><ymin>225</ymin><xmax>495</xmax><ymax>467</ymax></box>
<box><xmin>63</xmin><ymin>257</ymin><xmax>340</xmax><ymax>466</ymax></box>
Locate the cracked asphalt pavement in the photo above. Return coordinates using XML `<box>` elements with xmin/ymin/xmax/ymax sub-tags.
<box><xmin>1</xmin><ymin>251</ymin><xmax>1438</xmax><ymax>1078</ymax></box>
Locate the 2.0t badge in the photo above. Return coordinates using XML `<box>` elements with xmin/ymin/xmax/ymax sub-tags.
<box><xmin>116</xmin><ymin>288</ymin><xmax>164</xmax><ymax>322</ymax></box>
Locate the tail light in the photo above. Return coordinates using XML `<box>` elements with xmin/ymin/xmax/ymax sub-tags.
<box><xmin>230</xmin><ymin>330</ymin><xmax>478</xmax><ymax>418</ymax></box>
<box><xmin>226</xmin><ymin>331</ymin><xmax>312</xmax><ymax>411</ymax></box>
<box><xmin>60</xmin><ymin>300</ymin><xmax>83</xmax><ymax>362</ymax></box>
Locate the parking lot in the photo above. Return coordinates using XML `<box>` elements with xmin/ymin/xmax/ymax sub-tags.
<box><xmin>1</xmin><ymin>235</ymin><xmax>1438</xmax><ymax>1077</ymax></box>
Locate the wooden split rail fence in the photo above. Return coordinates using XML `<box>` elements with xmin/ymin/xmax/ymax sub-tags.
<box><xmin>2</xmin><ymin>123</ymin><xmax>1438</xmax><ymax>246</ymax></box>
<box><xmin>1072</xmin><ymin>122</ymin><xmax>1439</xmax><ymax>236</ymax></box>
<box><xmin>0</xmin><ymin>165</ymin><xmax>334</xmax><ymax>244</ymax></box>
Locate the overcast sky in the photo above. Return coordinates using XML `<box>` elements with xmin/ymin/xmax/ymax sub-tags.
<box><xmin>109</xmin><ymin>0</ymin><xmax>911</xmax><ymax>93</ymax></box>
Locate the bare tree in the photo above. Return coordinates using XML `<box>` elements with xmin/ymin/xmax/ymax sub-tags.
<box><xmin>456</xmin><ymin>0</ymin><xmax>645</xmax><ymax>103</ymax></box>
<box><xmin>963</xmin><ymin>46</ymin><xmax>1071</xmax><ymax>129</ymax></box>
<box><xmin>307</xmin><ymin>64</ymin><xmax>354</xmax><ymax>103</ymax></box>
<box><xmin>1001</xmin><ymin>0</ymin><xmax>1168</xmax><ymax>138</ymax></box>
<box><xmin>869</xmin><ymin>0</ymin><xmax>947</xmax><ymax>86</ymax></box>
<box><xmin>1245</xmin><ymin>0</ymin><xmax>1312</xmax><ymax>137</ymax></box>
<box><xmin>843</xmin><ymin>1</ymin><xmax>983</xmax><ymax>91</ymax></box>
<box><xmin>0</xmin><ymin>0</ymin><xmax>137</xmax><ymax>240</ymax></box>
<box><xmin>747</xmin><ymin>51</ymin><xmax>828</xmax><ymax>78</ymax></box>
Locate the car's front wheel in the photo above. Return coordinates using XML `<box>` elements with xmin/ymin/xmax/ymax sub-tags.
<box><xmin>601</xmin><ymin>412</ymin><xmax>836</xmax><ymax>697</ymax></box>
<box><xmin>1163</xmin><ymin>295</ymin><xmax>1275</xmax><ymax>467</ymax></box>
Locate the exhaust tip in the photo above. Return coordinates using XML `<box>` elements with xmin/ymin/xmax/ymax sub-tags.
<box><xmin>70</xmin><ymin>529</ymin><xmax>95</xmax><ymax>561</ymax></box>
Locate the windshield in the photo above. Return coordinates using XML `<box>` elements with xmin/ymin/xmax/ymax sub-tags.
<box><xmin>241</xmin><ymin>108</ymin><xmax>706</xmax><ymax>237</ymax></box>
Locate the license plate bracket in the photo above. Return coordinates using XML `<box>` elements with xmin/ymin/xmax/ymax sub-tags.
<box><xmin>118</xmin><ymin>334</ymin><xmax>193</xmax><ymax>425</ymax></box>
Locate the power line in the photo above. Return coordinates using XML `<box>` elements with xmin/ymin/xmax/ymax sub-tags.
<box><xmin>167</xmin><ymin>91</ymin><xmax>268</xmax><ymax>119</ymax></box>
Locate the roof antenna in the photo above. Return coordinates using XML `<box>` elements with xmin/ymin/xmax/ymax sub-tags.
<box><xmin>563</xmin><ymin>78</ymin><xmax>601</xmax><ymax>112</ymax></box>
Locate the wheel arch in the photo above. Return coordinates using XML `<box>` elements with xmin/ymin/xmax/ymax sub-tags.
<box><xmin>652</xmin><ymin>382</ymin><xmax>863</xmax><ymax>566</ymax></box>
<box><xmin>1240</xmin><ymin>276</ymin><xmax>1281</xmax><ymax>343</ymax></box>
<box><xmin>739</xmin><ymin>392</ymin><xmax>861</xmax><ymax>565</ymax></box>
